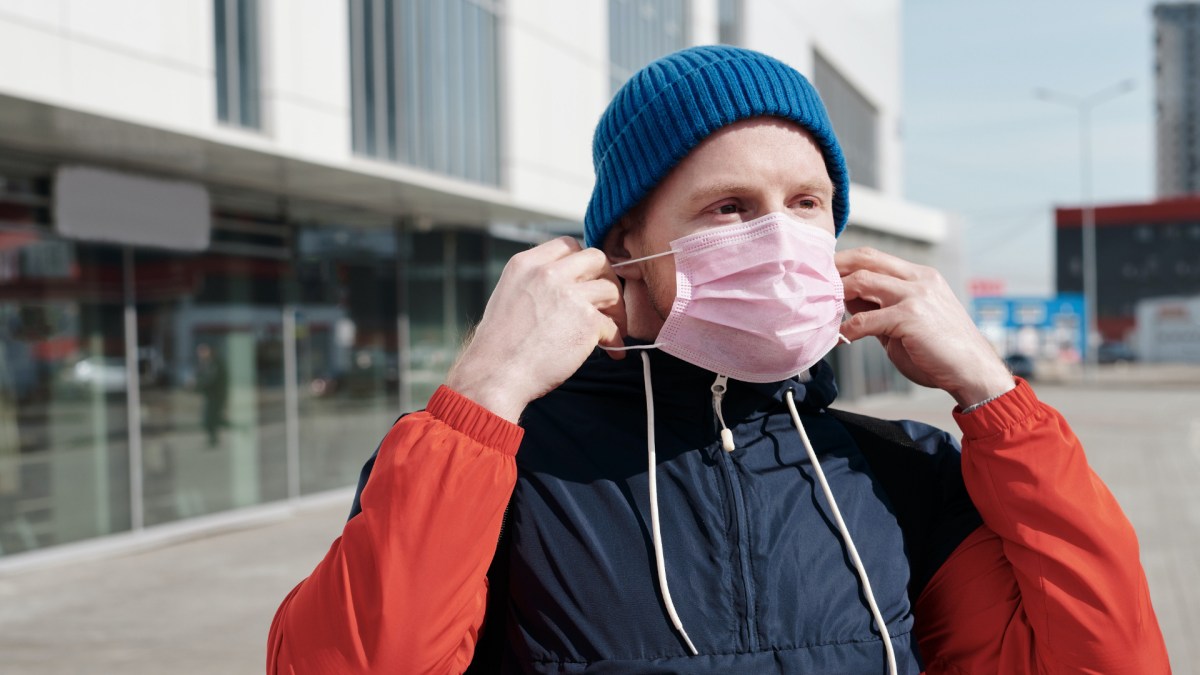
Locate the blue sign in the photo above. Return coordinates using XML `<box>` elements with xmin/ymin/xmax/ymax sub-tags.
<box><xmin>971</xmin><ymin>294</ymin><xmax>1086</xmax><ymax>354</ymax></box>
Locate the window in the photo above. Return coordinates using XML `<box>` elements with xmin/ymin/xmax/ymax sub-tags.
<box><xmin>608</xmin><ymin>0</ymin><xmax>689</xmax><ymax>93</ymax></box>
<box><xmin>214</xmin><ymin>0</ymin><xmax>262</xmax><ymax>129</ymax></box>
<box><xmin>812</xmin><ymin>50</ymin><xmax>880</xmax><ymax>190</ymax></box>
<box><xmin>348</xmin><ymin>0</ymin><xmax>501</xmax><ymax>186</ymax></box>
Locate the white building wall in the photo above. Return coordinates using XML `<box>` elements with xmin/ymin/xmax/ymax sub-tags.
<box><xmin>504</xmin><ymin>0</ymin><xmax>610</xmax><ymax>221</ymax></box>
<box><xmin>0</xmin><ymin>0</ymin><xmax>937</xmax><ymax>236</ymax></box>
<box><xmin>0</xmin><ymin>0</ymin><xmax>213</xmax><ymax>139</ymax></box>
<box><xmin>1135</xmin><ymin>295</ymin><xmax>1200</xmax><ymax>363</ymax></box>
<box><xmin>267</xmin><ymin>1</ymin><xmax>353</xmax><ymax>162</ymax></box>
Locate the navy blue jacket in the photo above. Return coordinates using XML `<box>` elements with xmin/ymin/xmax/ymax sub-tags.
<box><xmin>350</xmin><ymin>346</ymin><xmax>982</xmax><ymax>673</ymax></box>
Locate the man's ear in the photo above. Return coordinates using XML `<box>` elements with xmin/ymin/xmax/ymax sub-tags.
<box><xmin>602</xmin><ymin>217</ymin><xmax>644</xmax><ymax>281</ymax></box>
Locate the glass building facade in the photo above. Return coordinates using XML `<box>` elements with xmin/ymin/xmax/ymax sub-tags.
<box><xmin>349</xmin><ymin>0</ymin><xmax>502</xmax><ymax>185</ymax></box>
<box><xmin>0</xmin><ymin>155</ymin><xmax>529</xmax><ymax>557</ymax></box>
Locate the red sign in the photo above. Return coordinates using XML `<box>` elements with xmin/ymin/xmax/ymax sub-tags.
<box><xmin>968</xmin><ymin>278</ymin><xmax>1006</xmax><ymax>298</ymax></box>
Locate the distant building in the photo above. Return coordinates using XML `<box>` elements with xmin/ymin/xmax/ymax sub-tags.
<box><xmin>0</xmin><ymin>1</ymin><xmax>947</xmax><ymax>562</ymax></box>
<box><xmin>1154</xmin><ymin>2</ymin><xmax>1200</xmax><ymax>196</ymax></box>
<box><xmin>1055</xmin><ymin>197</ymin><xmax>1200</xmax><ymax>341</ymax></box>
<box><xmin>1135</xmin><ymin>295</ymin><xmax>1200</xmax><ymax>362</ymax></box>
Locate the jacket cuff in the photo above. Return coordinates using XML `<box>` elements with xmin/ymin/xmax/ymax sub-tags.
<box><xmin>427</xmin><ymin>385</ymin><xmax>524</xmax><ymax>456</ymax></box>
<box><xmin>953</xmin><ymin>378</ymin><xmax>1041</xmax><ymax>441</ymax></box>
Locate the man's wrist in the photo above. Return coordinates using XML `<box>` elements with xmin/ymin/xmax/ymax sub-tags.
<box><xmin>952</xmin><ymin>375</ymin><xmax>1017</xmax><ymax>412</ymax></box>
<box><xmin>948</xmin><ymin>358</ymin><xmax>1017</xmax><ymax>410</ymax></box>
<box><xmin>445</xmin><ymin>362</ymin><xmax>529</xmax><ymax>424</ymax></box>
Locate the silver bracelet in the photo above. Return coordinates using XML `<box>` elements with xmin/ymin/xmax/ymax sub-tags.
<box><xmin>961</xmin><ymin>391</ymin><xmax>1006</xmax><ymax>414</ymax></box>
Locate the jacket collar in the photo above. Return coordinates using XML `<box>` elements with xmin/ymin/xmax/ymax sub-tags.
<box><xmin>565</xmin><ymin>337</ymin><xmax>840</xmax><ymax>418</ymax></box>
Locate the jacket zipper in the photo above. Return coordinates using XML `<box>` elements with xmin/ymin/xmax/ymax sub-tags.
<box><xmin>711</xmin><ymin>375</ymin><xmax>759</xmax><ymax>652</ymax></box>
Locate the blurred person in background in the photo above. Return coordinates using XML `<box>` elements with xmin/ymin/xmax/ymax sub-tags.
<box><xmin>195</xmin><ymin>342</ymin><xmax>228</xmax><ymax>448</ymax></box>
<box><xmin>268</xmin><ymin>46</ymin><xmax>1168</xmax><ymax>674</ymax></box>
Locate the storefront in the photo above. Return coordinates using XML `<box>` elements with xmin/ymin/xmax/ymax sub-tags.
<box><xmin>0</xmin><ymin>153</ymin><xmax>530</xmax><ymax>558</ymax></box>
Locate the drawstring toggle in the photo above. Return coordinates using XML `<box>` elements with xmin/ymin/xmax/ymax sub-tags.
<box><xmin>711</xmin><ymin>374</ymin><xmax>736</xmax><ymax>452</ymax></box>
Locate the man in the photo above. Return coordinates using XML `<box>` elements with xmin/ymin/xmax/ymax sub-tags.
<box><xmin>195</xmin><ymin>342</ymin><xmax>228</xmax><ymax>448</ymax></box>
<box><xmin>268</xmin><ymin>46</ymin><xmax>1168</xmax><ymax>674</ymax></box>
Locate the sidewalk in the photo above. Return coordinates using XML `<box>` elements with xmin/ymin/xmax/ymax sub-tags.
<box><xmin>0</xmin><ymin>495</ymin><xmax>351</xmax><ymax>675</ymax></box>
<box><xmin>1</xmin><ymin>371</ymin><xmax>1196</xmax><ymax>673</ymax></box>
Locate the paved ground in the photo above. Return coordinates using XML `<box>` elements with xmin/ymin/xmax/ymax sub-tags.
<box><xmin>843</xmin><ymin>365</ymin><xmax>1200</xmax><ymax>674</ymax></box>
<box><xmin>1</xmin><ymin>364</ymin><xmax>1197</xmax><ymax>674</ymax></box>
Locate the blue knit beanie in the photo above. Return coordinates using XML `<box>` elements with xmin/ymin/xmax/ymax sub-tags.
<box><xmin>584</xmin><ymin>45</ymin><xmax>850</xmax><ymax>248</ymax></box>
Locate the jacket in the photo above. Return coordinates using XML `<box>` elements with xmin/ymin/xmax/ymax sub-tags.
<box><xmin>267</xmin><ymin>347</ymin><xmax>1169</xmax><ymax>674</ymax></box>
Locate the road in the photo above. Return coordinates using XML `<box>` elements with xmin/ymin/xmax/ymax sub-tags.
<box><xmin>1</xmin><ymin>364</ymin><xmax>1196</xmax><ymax>673</ymax></box>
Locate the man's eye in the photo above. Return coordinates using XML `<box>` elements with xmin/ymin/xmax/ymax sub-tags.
<box><xmin>716</xmin><ymin>203</ymin><xmax>739</xmax><ymax>214</ymax></box>
<box><xmin>797</xmin><ymin>198</ymin><xmax>818</xmax><ymax>209</ymax></box>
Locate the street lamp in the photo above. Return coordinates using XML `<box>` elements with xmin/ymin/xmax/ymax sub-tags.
<box><xmin>1035</xmin><ymin>78</ymin><xmax>1136</xmax><ymax>371</ymax></box>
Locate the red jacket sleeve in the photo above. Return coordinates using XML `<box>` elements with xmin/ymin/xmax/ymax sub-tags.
<box><xmin>914</xmin><ymin>379</ymin><xmax>1169</xmax><ymax>674</ymax></box>
<box><xmin>267</xmin><ymin>386</ymin><xmax>522</xmax><ymax>675</ymax></box>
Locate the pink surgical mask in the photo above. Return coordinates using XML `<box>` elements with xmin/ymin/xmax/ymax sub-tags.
<box><xmin>612</xmin><ymin>212</ymin><xmax>846</xmax><ymax>382</ymax></box>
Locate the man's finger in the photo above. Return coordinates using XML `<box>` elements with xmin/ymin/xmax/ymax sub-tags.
<box><xmin>835</xmin><ymin>247</ymin><xmax>924</xmax><ymax>281</ymax></box>
<box><xmin>578</xmin><ymin>277</ymin><xmax>623</xmax><ymax>309</ymax></box>
<box><xmin>517</xmin><ymin>236</ymin><xmax>584</xmax><ymax>266</ymax></box>
<box><xmin>841</xmin><ymin>269</ymin><xmax>909</xmax><ymax>308</ymax></box>
<box><xmin>839</xmin><ymin>303</ymin><xmax>904</xmax><ymax>343</ymax></box>
<box><xmin>594</xmin><ymin>281</ymin><xmax>628</xmax><ymax>349</ymax></box>
<box><xmin>596</xmin><ymin>314</ymin><xmax>627</xmax><ymax>360</ymax></box>
<box><xmin>548</xmin><ymin>246</ymin><xmax>612</xmax><ymax>282</ymax></box>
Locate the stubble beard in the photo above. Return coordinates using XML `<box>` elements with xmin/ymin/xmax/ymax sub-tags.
<box><xmin>642</xmin><ymin>263</ymin><xmax>674</xmax><ymax>324</ymax></box>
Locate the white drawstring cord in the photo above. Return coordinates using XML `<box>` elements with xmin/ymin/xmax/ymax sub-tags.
<box><xmin>640</xmin><ymin>351</ymin><xmax>699</xmax><ymax>655</ymax></box>
<box><xmin>784</xmin><ymin>390</ymin><xmax>898</xmax><ymax>675</ymax></box>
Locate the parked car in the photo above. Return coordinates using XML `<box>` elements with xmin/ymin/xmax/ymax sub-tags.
<box><xmin>61</xmin><ymin>356</ymin><xmax>127</xmax><ymax>394</ymax></box>
<box><xmin>1097</xmin><ymin>341</ymin><xmax>1137</xmax><ymax>364</ymax></box>
<box><xmin>1003</xmin><ymin>353</ymin><xmax>1035</xmax><ymax>380</ymax></box>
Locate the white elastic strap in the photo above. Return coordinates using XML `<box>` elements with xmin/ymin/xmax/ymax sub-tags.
<box><xmin>611</xmin><ymin>249</ymin><xmax>675</xmax><ymax>268</ymax></box>
<box><xmin>640</xmin><ymin>351</ymin><xmax>699</xmax><ymax>656</ymax></box>
<box><xmin>784</xmin><ymin>390</ymin><xmax>897</xmax><ymax>675</ymax></box>
<box><xmin>599</xmin><ymin>342</ymin><xmax>662</xmax><ymax>352</ymax></box>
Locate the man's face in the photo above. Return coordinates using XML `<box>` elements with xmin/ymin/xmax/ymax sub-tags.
<box><xmin>614</xmin><ymin>117</ymin><xmax>837</xmax><ymax>325</ymax></box>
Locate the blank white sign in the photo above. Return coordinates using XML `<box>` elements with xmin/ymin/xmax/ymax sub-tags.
<box><xmin>54</xmin><ymin>166</ymin><xmax>211</xmax><ymax>251</ymax></box>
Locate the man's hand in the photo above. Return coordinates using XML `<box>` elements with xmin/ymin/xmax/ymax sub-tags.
<box><xmin>836</xmin><ymin>247</ymin><xmax>1014</xmax><ymax>409</ymax></box>
<box><xmin>445</xmin><ymin>237</ymin><xmax>627</xmax><ymax>423</ymax></box>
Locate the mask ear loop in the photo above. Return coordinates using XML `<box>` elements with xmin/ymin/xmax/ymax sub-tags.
<box><xmin>609</xmin><ymin>249</ymin><xmax>675</xmax><ymax>269</ymax></box>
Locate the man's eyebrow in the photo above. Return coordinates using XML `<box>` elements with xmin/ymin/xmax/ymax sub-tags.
<box><xmin>685</xmin><ymin>182</ymin><xmax>755</xmax><ymax>203</ymax></box>
<box><xmin>685</xmin><ymin>179</ymin><xmax>835</xmax><ymax>204</ymax></box>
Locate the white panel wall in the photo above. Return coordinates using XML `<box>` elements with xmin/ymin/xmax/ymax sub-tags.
<box><xmin>0</xmin><ymin>0</ymin><xmax>213</xmax><ymax>135</ymax></box>
<box><xmin>265</xmin><ymin>0</ymin><xmax>352</xmax><ymax>161</ymax></box>
<box><xmin>0</xmin><ymin>0</ymin><xmax>352</xmax><ymax>164</ymax></box>
<box><xmin>503</xmin><ymin>0</ymin><xmax>610</xmax><ymax>222</ymax></box>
